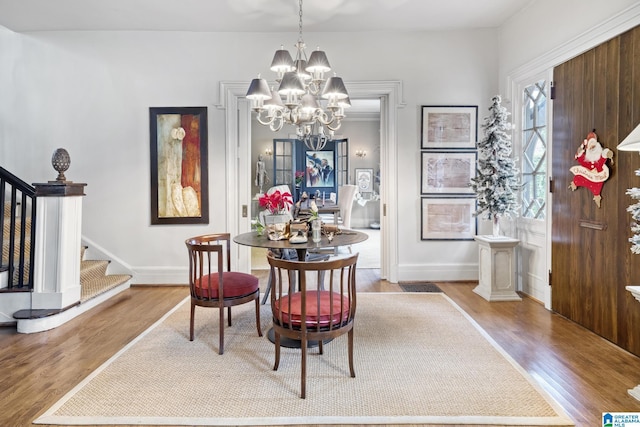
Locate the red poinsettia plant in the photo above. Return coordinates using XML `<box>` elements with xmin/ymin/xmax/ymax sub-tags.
<box><xmin>259</xmin><ymin>190</ymin><xmax>293</xmax><ymax>214</ymax></box>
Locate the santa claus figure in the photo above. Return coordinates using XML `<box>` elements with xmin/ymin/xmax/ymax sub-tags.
<box><xmin>569</xmin><ymin>130</ymin><xmax>614</xmax><ymax>207</ymax></box>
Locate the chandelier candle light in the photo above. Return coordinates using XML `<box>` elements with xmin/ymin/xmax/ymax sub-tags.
<box><xmin>246</xmin><ymin>0</ymin><xmax>350</xmax><ymax>151</ymax></box>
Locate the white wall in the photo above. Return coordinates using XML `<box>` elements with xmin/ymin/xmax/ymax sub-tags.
<box><xmin>2</xmin><ymin>1</ymin><xmax>637</xmax><ymax>285</ymax></box>
<box><xmin>0</xmin><ymin>27</ymin><xmax>501</xmax><ymax>283</ymax></box>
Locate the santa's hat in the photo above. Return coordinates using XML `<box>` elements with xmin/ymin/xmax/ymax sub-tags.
<box><xmin>586</xmin><ymin>129</ymin><xmax>598</xmax><ymax>141</ymax></box>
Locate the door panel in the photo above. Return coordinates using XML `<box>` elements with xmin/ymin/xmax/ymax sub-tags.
<box><xmin>551</xmin><ymin>25</ymin><xmax>640</xmax><ymax>355</ymax></box>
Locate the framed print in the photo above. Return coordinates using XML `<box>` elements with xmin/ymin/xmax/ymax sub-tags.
<box><xmin>150</xmin><ymin>106</ymin><xmax>209</xmax><ymax>225</ymax></box>
<box><xmin>421</xmin><ymin>197</ymin><xmax>477</xmax><ymax>240</ymax></box>
<box><xmin>305</xmin><ymin>150</ymin><xmax>335</xmax><ymax>189</ymax></box>
<box><xmin>421</xmin><ymin>105</ymin><xmax>478</xmax><ymax>149</ymax></box>
<box><xmin>421</xmin><ymin>151</ymin><xmax>476</xmax><ymax>194</ymax></box>
<box><xmin>355</xmin><ymin>168</ymin><xmax>374</xmax><ymax>194</ymax></box>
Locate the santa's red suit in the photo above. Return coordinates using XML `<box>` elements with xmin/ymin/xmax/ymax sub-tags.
<box><xmin>569</xmin><ymin>131</ymin><xmax>611</xmax><ymax>197</ymax></box>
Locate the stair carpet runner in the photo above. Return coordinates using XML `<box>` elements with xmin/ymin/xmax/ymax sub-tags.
<box><xmin>3</xmin><ymin>202</ymin><xmax>130</xmax><ymax>304</ymax></box>
<box><xmin>79</xmin><ymin>247</ymin><xmax>131</xmax><ymax>302</ymax></box>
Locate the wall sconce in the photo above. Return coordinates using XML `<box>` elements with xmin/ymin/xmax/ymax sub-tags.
<box><xmin>264</xmin><ymin>147</ymin><xmax>273</xmax><ymax>157</ymax></box>
<box><xmin>355</xmin><ymin>150</ymin><xmax>367</xmax><ymax>158</ymax></box>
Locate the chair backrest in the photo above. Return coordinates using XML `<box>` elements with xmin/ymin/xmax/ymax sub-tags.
<box><xmin>267</xmin><ymin>252</ymin><xmax>358</xmax><ymax>333</ymax></box>
<box><xmin>337</xmin><ymin>184</ymin><xmax>357</xmax><ymax>229</ymax></box>
<box><xmin>185</xmin><ymin>233</ymin><xmax>231</xmax><ymax>302</ymax></box>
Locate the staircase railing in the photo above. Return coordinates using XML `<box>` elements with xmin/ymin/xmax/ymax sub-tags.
<box><xmin>1</xmin><ymin>167</ymin><xmax>36</xmax><ymax>291</ymax></box>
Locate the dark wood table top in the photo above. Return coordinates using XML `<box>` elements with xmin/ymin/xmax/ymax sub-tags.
<box><xmin>233</xmin><ymin>229</ymin><xmax>368</xmax><ymax>252</ymax></box>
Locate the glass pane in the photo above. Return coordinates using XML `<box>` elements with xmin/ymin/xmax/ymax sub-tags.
<box><xmin>521</xmin><ymin>79</ymin><xmax>548</xmax><ymax>219</ymax></box>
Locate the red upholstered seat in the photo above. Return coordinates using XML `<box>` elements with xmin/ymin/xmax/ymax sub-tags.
<box><xmin>273</xmin><ymin>291</ymin><xmax>349</xmax><ymax>327</ymax></box>
<box><xmin>195</xmin><ymin>272</ymin><xmax>259</xmax><ymax>299</ymax></box>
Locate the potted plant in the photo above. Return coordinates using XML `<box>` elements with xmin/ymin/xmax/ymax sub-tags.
<box><xmin>259</xmin><ymin>190</ymin><xmax>293</xmax><ymax>240</ymax></box>
<box><xmin>258</xmin><ymin>190</ymin><xmax>293</xmax><ymax>216</ymax></box>
<box><xmin>470</xmin><ymin>95</ymin><xmax>522</xmax><ymax>237</ymax></box>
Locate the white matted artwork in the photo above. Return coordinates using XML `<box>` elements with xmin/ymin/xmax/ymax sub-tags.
<box><xmin>421</xmin><ymin>105</ymin><xmax>478</xmax><ymax>149</ymax></box>
<box><xmin>421</xmin><ymin>151</ymin><xmax>476</xmax><ymax>194</ymax></box>
<box><xmin>421</xmin><ymin>197</ymin><xmax>477</xmax><ymax>240</ymax></box>
<box><xmin>355</xmin><ymin>168</ymin><xmax>374</xmax><ymax>194</ymax></box>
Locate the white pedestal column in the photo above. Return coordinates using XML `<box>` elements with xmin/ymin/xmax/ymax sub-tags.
<box><xmin>31</xmin><ymin>182</ymin><xmax>86</xmax><ymax>310</ymax></box>
<box><xmin>473</xmin><ymin>235</ymin><xmax>521</xmax><ymax>302</ymax></box>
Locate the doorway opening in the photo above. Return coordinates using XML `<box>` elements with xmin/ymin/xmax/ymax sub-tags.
<box><xmin>221</xmin><ymin>80</ymin><xmax>401</xmax><ymax>282</ymax></box>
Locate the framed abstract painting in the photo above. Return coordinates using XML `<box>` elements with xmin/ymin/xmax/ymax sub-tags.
<box><xmin>149</xmin><ymin>106</ymin><xmax>209</xmax><ymax>225</ymax></box>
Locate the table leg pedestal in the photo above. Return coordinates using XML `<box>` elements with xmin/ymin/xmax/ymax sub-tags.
<box><xmin>267</xmin><ymin>328</ymin><xmax>328</xmax><ymax>348</ymax></box>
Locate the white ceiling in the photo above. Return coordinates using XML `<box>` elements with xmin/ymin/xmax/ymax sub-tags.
<box><xmin>0</xmin><ymin>0</ymin><xmax>533</xmax><ymax>33</ymax></box>
<box><xmin>0</xmin><ymin>0</ymin><xmax>532</xmax><ymax>116</ymax></box>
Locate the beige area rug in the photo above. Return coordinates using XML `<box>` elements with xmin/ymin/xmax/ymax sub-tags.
<box><xmin>35</xmin><ymin>293</ymin><xmax>573</xmax><ymax>426</ymax></box>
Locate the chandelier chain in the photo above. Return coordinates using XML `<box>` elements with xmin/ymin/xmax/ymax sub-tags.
<box><xmin>298</xmin><ymin>0</ymin><xmax>303</xmax><ymax>40</ymax></box>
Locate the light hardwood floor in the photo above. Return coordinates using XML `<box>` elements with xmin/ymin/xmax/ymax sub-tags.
<box><xmin>1</xmin><ymin>270</ymin><xmax>640</xmax><ymax>427</ymax></box>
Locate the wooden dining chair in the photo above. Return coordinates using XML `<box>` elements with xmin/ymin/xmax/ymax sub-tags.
<box><xmin>267</xmin><ymin>252</ymin><xmax>358</xmax><ymax>398</ymax></box>
<box><xmin>185</xmin><ymin>233</ymin><xmax>262</xmax><ymax>355</ymax></box>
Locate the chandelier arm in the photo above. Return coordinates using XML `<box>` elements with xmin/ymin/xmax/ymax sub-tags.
<box><xmin>325</xmin><ymin>120</ymin><xmax>343</xmax><ymax>132</ymax></box>
<box><xmin>269</xmin><ymin>116</ymin><xmax>285</xmax><ymax>132</ymax></box>
<box><xmin>255</xmin><ymin>111</ymin><xmax>276</xmax><ymax>127</ymax></box>
<box><xmin>314</xmin><ymin>110</ymin><xmax>333</xmax><ymax>126</ymax></box>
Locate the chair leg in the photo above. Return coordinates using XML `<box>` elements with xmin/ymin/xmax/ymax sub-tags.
<box><xmin>218</xmin><ymin>307</ymin><xmax>225</xmax><ymax>355</ymax></box>
<box><xmin>254</xmin><ymin>298</ymin><xmax>263</xmax><ymax>336</ymax></box>
<box><xmin>261</xmin><ymin>274</ymin><xmax>271</xmax><ymax>305</ymax></box>
<box><xmin>348</xmin><ymin>329</ymin><xmax>355</xmax><ymax>377</ymax></box>
<box><xmin>273</xmin><ymin>333</ymin><xmax>281</xmax><ymax>370</ymax></box>
<box><xmin>227</xmin><ymin>306</ymin><xmax>232</xmax><ymax>327</ymax></box>
<box><xmin>189</xmin><ymin>302</ymin><xmax>195</xmax><ymax>341</ymax></box>
<box><xmin>301</xmin><ymin>337</ymin><xmax>307</xmax><ymax>399</ymax></box>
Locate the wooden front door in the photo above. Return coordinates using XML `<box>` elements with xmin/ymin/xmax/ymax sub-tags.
<box><xmin>551</xmin><ymin>25</ymin><xmax>640</xmax><ymax>356</ymax></box>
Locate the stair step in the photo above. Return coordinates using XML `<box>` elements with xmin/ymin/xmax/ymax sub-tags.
<box><xmin>81</xmin><ymin>274</ymin><xmax>132</xmax><ymax>302</ymax></box>
<box><xmin>80</xmin><ymin>259</ymin><xmax>110</xmax><ymax>283</ymax></box>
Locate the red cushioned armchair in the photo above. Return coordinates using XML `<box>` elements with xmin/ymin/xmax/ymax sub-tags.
<box><xmin>185</xmin><ymin>233</ymin><xmax>262</xmax><ymax>354</ymax></box>
<box><xmin>267</xmin><ymin>252</ymin><xmax>358</xmax><ymax>398</ymax></box>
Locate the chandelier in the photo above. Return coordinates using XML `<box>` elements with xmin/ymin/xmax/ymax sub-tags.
<box><xmin>246</xmin><ymin>0</ymin><xmax>350</xmax><ymax>151</ymax></box>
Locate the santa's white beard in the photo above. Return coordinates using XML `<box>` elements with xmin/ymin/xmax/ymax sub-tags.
<box><xmin>584</xmin><ymin>144</ymin><xmax>603</xmax><ymax>162</ymax></box>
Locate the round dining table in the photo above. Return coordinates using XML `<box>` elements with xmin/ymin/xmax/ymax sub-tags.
<box><xmin>233</xmin><ymin>228</ymin><xmax>369</xmax><ymax>261</ymax></box>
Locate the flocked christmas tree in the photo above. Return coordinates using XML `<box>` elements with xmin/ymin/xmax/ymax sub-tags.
<box><xmin>625</xmin><ymin>170</ymin><xmax>640</xmax><ymax>254</ymax></box>
<box><xmin>470</xmin><ymin>95</ymin><xmax>521</xmax><ymax>236</ymax></box>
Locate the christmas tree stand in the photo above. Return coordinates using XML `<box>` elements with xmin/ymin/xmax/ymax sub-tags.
<box><xmin>473</xmin><ymin>235</ymin><xmax>522</xmax><ymax>302</ymax></box>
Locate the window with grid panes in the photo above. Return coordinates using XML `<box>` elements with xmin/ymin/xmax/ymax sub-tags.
<box><xmin>521</xmin><ymin>80</ymin><xmax>547</xmax><ymax>219</ymax></box>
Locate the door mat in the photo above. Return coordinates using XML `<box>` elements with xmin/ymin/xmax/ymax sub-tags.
<box><xmin>400</xmin><ymin>283</ymin><xmax>443</xmax><ymax>293</ymax></box>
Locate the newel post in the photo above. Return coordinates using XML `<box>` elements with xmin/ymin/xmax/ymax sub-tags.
<box><xmin>31</xmin><ymin>149</ymin><xmax>87</xmax><ymax>310</ymax></box>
